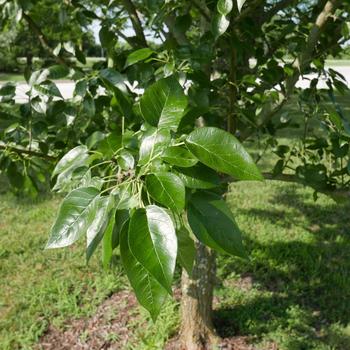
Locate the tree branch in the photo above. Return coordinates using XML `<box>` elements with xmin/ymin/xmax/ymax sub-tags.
<box><xmin>121</xmin><ymin>0</ymin><xmax>147</xmax><ymax>47</ymax></box>
<box><xmin>262</xmin><ymin>172</ymin><xmax>350</xmax><ymax>200</ymax></box>
<box><xmin>240</xmin><ymin>0</ymin><xmax>340</xmax><ymax>141</ymax></box>
<box><xmin>192</xmin><ymin>0</ymin><xmax>211</xmax><ymax>22</ymax></box>
<box><xmin>22</xmin><ymin>13</ymin><xmax>69</xmax><ymax>66</ymax></box>
<box><xmin>286</xmin><ymin>0</ymin><xmax>339</xmax><ymax>95</ymax></box>
<box><xmin>0</xmin><ymin>144</ymin><xmax>57</xmax><ymax>161</ymax></box>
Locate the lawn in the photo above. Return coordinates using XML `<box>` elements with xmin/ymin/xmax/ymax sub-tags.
<box><xmin>0</xmin><ymin>177</ymin><xmax>349</xmax><ymax>349</ymax></box>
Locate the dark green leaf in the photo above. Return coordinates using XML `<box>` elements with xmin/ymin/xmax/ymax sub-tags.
<box><xmin>162</xmin><ymin>146</ymin><xmax>198</xmax><ymax>167</ymax></box>
<box><xmin>48</xmin><ymin>65</ymin><xmax>69</xmax><ymax>80</ymax></box>
<box><xmin>176</xmin><ymin>226</ymin><xmax>196</xmax><ymax>275</ymax></box>
<box><xmin>120</xmin><ymin>221</ymin><xmax>167</xmax><ymax>321</ymax></box>
<box><xmin>187</xmin><ymin>191</ymin><xmax>248</xmax><ymax>258</ymax></box>
<box><xmin>46</xmin><ymin>187</ymin><xmax>100</xmax><ymax>249</ymax></box>
<box><xmin>125</xmin><ymin>48</ymin><xmax>154</xmax><ymax>68</ymax></box>
<box><xmin>175</xmin><ymin>164</ymin><xmax>221</xmax><ymax>189</ymax></box>
<box><xmin>140</xmin><ymin>77</ymin><xmax>187</xmax><ymax>131</ymax></box>
<box><xmin>185</xmin><ymin>127</ymin><xmax>262</xmax><ymax>181</ymax></box>
<box><xmin>128</xmin><ymin>206</ymin><xmax>177</xmax><ymax>294</ymax></box>
<box><xmin>112</xmin><ymin>209</ymin><xmax>130</xmax><ymax>249</ymax></box>
<box><xmin>146</xmin><ymin>172</ymin><xmax>185</xmax><ymax>212</ymax></box>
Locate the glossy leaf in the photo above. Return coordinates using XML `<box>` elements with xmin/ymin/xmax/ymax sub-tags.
<box><xmin>212</xmin><ymin>14</ymin><xmax>230</xmax><ymax>38</ymax></box>
<box><xmin>217</xmin><ymin>0</ymin><xmax>233</xmax><ymax>15</ymax></box>
<box><xmin>146</xmin><ymin>172</ymin><xmax>185</xmax><ymax>212</ymax></box>
<box><xmin>52</xmin><ymin>145</ymin><xmax>89</xmax><ymax>177</ymax></box>
<box><xmin>102</xmin><ymin>211</ymin><xmax>117</xmax><ymax>269</ymax></box>
<box><xmin>34</xmin><ymin>81</ymin><xmax>63</xmax><ymax>98</ymax></box>
<box><xmin>118</xmin><ymin>150</ymin><xmax>135</xmax><ymax>170</ymax></box>
<box><xmin>139</xmin><ymin>128</ymin><xmax>171</xmax><ymax>165</ymax></box>
<box><xmin>125</xmin><ymin>48</ymin><xmax>154</xmax><ymax>68</ymax></box>
<box><xmin>237</xmin><ymin>0</ymin><xmax>247</xmax><ymax>12</ymax></box>
<box><xmin>175</xmin><ymin>164</ymin><xmax>221</xmax><ymax>189</ymax></box>
<box><xmin>187</xmin><ymin>191</ymin><xmax>247</xmax><ymax>258</ymax></box>
<box><xmin>120</xmin><ymin>221</ymin><xmax>167</xmax><ymax>321</ymax></box>
<box><xmin>46</xmin><ymin>187</ymin><xmax>100</xmax><ymax>249</ymax></box>
<box><xmin>140</xmin><ymin>77</ymin><xmax>187</xmax><ymax>131</ymax></box>
<box><xmin>162</xmin><ymin>146</ymin><xmax>198</xmax><ymax>168</ymax></box>
<box><xmin>128</xmin><ymin>206</ymin><xmax>177</xmax><ymax>294</ymax></box>
<box><xmin>176</xmin><ymin>226</ymin><xmax>196</xmax><ymax>275</ymax></box>
<box><xmin>86</xmin><ymin>195</ymin><xmax>115</xmax><ymax>262</ymax></box>
<box><xmin>185</xmin><ymin>127</ymin><xmax>262</xmax><ymax>180</ymax></box>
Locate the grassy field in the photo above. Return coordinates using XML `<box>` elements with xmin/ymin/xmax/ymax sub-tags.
<box><xmin>0</xmin><ymin>178</ymin><xmax>349</xmax><ymax>349</ymax></box>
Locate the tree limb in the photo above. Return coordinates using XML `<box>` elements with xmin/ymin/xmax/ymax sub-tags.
<box><xmin>192</xmin><ymin>0</ymin><xmax>211</xmax><ymax>22</ymax></box>
<box><xmin>22</xmin><ymin>13</ymin><xmax>70</xmax><ymax>67</ymax></box>
<box><xmin>0</xmin><ymin>144</ymin><xmax>57</xmax><ymax>161</ymax></box>
<box><xmin>262</xmin><ymin>172</ymin><xmax>350</xmax><ymax>200</ymax></box>
<box><xmin>121</xmin><ymin>0</ymin><xmax>147</xmax><ymax>47</ymax></box>
<box><xmin>240</xmin><ymin>0</ymin><xmax>340</xmax><ymax>141</ymax></box>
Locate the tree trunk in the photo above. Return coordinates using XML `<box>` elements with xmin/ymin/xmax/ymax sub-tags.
<box><xmin>179</xmin><ymin>241</ymin><xmax>218</xmax><ymax>350</ymax></box>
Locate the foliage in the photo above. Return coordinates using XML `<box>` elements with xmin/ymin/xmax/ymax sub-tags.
<box><xmin>1</xmin><ymin>179</ymin><xmax>349</xmax><ymax>349</ymax></box>
<box><xmin>0</xmin><ymin>0</ymin><xmax>350</xmax><ymax>320</ymax></box>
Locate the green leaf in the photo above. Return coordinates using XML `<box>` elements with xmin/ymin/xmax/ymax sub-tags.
<box><xmin>118</xmin><ymin>150</ymin><xmax>135</xmax><ymax>170</ymax></box>
<box><xmin>162</xmin><ymin>146</ymin><xmax>198</xmax><ymax>168</ymax></box>
<box><xmin>125</xmin><ymin>48</ymin><xmax>154</xmax><ymax>68</ymax></box>
<box><xmin>46</xmin><ymin>187</ymin><xmax>100</xmax><ymax>249</ymax></box>
<box><xmin>98</xmin><ymin>133</ymin><xmax>122</xmax><ymax>158</ymax></box>
<box><xmin>52</xmin><ymin>145</ymin><xmax>89</xmax><ymax>178</ymax></box>
<box><xmin>111</xmin><ymin>209</ymin><xmax>130</xmax><ymax>249</ymax></box>
<box><xmin>102</xmin><ymin>212</ymin><xmax>117</xmax><ymax>269</ymax></box>
<box><xmin>99</xmin><ymin>68</ymin><xmax>127</xmax><ymax>92</ymax></box>
<box><xmin>217</xmin><ymin>0</ymin><xmax>233</xmax><ymax>15</ymax></box>
<box><xmin>140</xmin><ymin>77</ymin><xmax>187</xmax><ymax>131</ymax></box>
<box><xmin>120</xmin><ymin>221</ymin><xmax>167</xmax><ymax>321</ymax></box>
<box><xmin>112</xmin><ymin>183</ymin><xmax>139</xmax><ymax>210</ymax></box>
<box><xmin>0</xmin><ymin>84</ymin><xmax>16</xmax><ymax>96</ymax></box>
<box><xmin>48</xmin><ymin>65</ymin><xmax>69</xmax><ymax>80</ymax></box>
<box><xmin>237</xmin><ymin>0</ymin><xmax>247</xmax><ymax>12</ymax></box>
<box><xmin>34</xmin><ymin>81</ymin><xmax>63</xmax><ymax>98</ymax></box>
<box><xmin>86</xmin><ymin>195</ymin><xmax>115</xmax><ymax>262</ymax></box>
<box><xmin>146</xmin><ymin>172</ymin><xmax>185</xmax><ymax>212</ymax></box>
<box><xmin>99</xmin><ymin>26</ymin><xmax>115</xmax><ymax>49</ymax></box>
<box><xmin>212</xmin><ymin>14</ymin><xmax>230</xmax><ymax>39</ymax></box>
<box><xmin>175</xmin><ymin>164</ymin><xmax>221</xmax><ymax>189</ymax></box>
<box><xmin>83</xmin><ymin>95</ymin><xmax>96</xmax><ymax>117</ymax></box>
<box><xmin>185</xmin><ymin>127</ymin><xmax>262</xmax><ymax>181</ymax></box>
<box><xmin>139</xmin><ymin>128</ymin><xmax>171</xmax><ymax>165</ymax></box>
<box><xmin>176</xmin><ymin>226</ymin><xmax>196</xmax><ymax>275</ymax></box>
<box><xmin>187</xmin><ymin>191</ymin><xmax>247</xmax><ymax>258</ymax></box>
<box><xmin>128</xmin><ymin>206</ymin><xmax>177</xmax><ymax>294</ymax></box>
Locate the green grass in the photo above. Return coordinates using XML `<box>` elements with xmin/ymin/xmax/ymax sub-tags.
<box><xmin>216</xmin><ymin>181</ymin><xmax>350</xmax><ymax>350</ymax></box>
<box><xmin>0</xmin><ymin>191</ymin><xmax>178</xmax><ymax>350</ymax></box>
<box><xmin>1</xmin><ymin>180</ymin><xmax>349</xmax><ymax>349</ymax></box>
<box><xmin>0</xmin><ymin>73</ymin><xmax>25</xmax><ymax>82</ymax></box>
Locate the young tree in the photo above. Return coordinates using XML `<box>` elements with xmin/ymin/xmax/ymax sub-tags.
<box><xmin>1</xmin><ymin>0</ymin><xmax>349</xmax><ymax>348</ymax></box>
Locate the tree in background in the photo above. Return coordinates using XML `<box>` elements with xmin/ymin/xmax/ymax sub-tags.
<box><xmin>0</xmin><ymin>0</ymin><xmax>349</xmax><ymax>349</ymax></box>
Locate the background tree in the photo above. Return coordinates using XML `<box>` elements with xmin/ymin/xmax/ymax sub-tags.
<box><xmin>0</xmin><ymin>0</ymin><xmax>349</xmax><ymax>349</ymax></box>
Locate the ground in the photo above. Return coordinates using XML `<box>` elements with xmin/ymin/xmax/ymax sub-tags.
<box><xmin>1</xmin><ymin>179</ymin><xmax>349</xmax><ymax>350</ymax></box>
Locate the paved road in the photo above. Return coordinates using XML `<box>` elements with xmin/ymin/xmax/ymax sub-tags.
<box><xmin>2</xmin><ymin>65</ymin><xmax>350</xmax><ymax>104</ymax></box>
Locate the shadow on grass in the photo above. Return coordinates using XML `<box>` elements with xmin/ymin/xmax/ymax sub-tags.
<box><xmin>215</xmin><ymin>186</ymin><xmax>350</xmax><ymax>348</ymax></box>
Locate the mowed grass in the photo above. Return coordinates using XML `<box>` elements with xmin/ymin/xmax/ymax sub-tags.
<box><xmin>0</xmin><ymin>191</ymin><xmax>178</xmax><ymax>350</ymax></box>
<box><xmin>0</xmin><ymin>179</ymin><xmax>349</xmax><ymax>349</ymax></box>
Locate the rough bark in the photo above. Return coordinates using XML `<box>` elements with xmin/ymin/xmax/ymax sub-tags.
<box><xmin>179</xmin><ymin>242</ymin><xmax>218</xmax><ymax>350</ymax></box>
